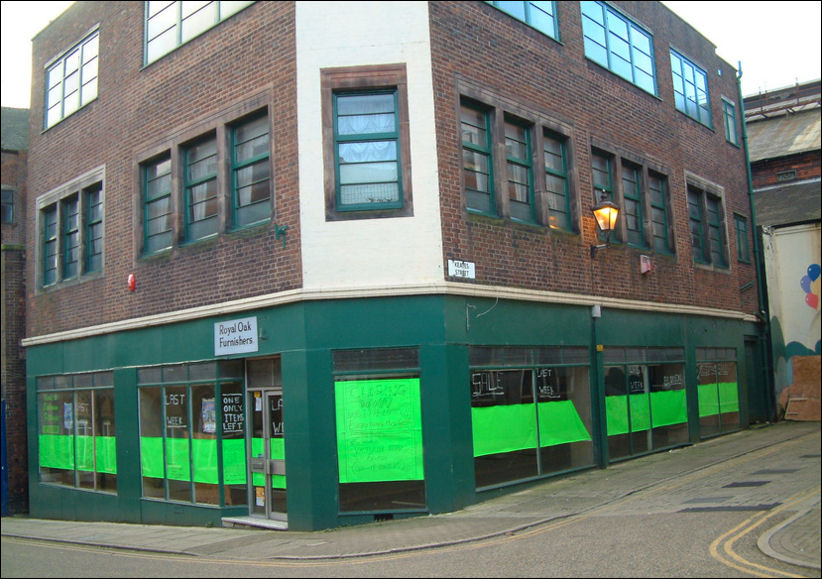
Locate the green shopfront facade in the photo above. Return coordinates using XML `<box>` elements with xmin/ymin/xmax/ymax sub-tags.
<box><xmin>25</xmin><ymin>294</ymin><xmax>763</xmax><ymax>531</ymax></box>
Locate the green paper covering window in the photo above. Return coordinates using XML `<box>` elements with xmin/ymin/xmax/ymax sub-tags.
<box><xmin>697</xmin><ymin>358</ymin><xmax>740</xmax><ymax>438</ymax></box>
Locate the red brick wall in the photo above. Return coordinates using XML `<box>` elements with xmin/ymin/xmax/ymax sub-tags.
<box><xmin>26</xmin><ymin>2</ymin><xmax>300</xmax><ymax>337</ymax></box>
<box><xmin>751</xmin><ymin>151</ymin><xmax>821</xmax><ymax>189</ymax></box>
<box><xmin>429</xmin><ymin>1</ymin><xmax>758</xmax><ymax>314</ymax></box>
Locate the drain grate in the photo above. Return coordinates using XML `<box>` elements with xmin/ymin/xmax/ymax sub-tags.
<box><xmin>752</xmin><ymin>469</ymin><xmax>798</xmax><ymax>474</ymax></box>
<box><xmin>723</xmin><ymin>480</ymin><xmax>770</xmax><ymax>488</ymax></box>
<box><xmin>679</xmin><ymin>503</ymin><xmax>781</xmax><ymax>513</ymax></box>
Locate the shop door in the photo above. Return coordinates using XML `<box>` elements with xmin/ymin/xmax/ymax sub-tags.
<box><xmin>249</xmin><ymin>390</ymin><xmax>286</xmax><ymax>520</ymax></box>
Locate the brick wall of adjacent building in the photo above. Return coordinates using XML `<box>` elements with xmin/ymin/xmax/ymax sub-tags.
<box><xmin>26</xmin><ymin>1</ymin><xmax>300</xmax><ymax>338</ymax></box>
<box><xmin>1</xmin><ymin>144</ymin><xmax>29</xmax><ymax>514</ymax></box>
<box><xmin>751</xmin><ymin>151</ymin><xmax>822</xmax><ymax>190</ymax></box>
<box><xmin>429</xmin><ymin>1</ymin><xmax>759</xmax><ymax>315</ymax></box>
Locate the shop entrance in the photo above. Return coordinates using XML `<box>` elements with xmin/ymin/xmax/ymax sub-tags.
<box><xmin>246</xmin><ymin>358</ymin><xmax>286</xmax><ymax>522</ymax></box>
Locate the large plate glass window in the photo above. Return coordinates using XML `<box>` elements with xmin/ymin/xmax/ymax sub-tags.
<box><xmin>697</xmin><ymin>348</ymin><xmax>740</xmax><ymax>438</ymax></box>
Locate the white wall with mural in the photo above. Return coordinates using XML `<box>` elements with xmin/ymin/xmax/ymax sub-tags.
<box><xmin>762</xmin><ymin>223</ymin><xmax>821</xmax><ymax>394</ymax></box>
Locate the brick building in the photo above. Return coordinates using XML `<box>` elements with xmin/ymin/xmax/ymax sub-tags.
<box><xmin>2</xmin><ymin>106</ymin><xmax>29</xmax><ymax>515</ymax></box>
<box><xmin>22</xmin><ymin>1</ymin><xmax>767</xmax><ymax>531</ymax></box>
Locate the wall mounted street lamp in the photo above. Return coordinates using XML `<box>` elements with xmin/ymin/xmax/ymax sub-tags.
<box><xmin>590</xmin><ymin>190</ymin><xmax>620</xmax><ymax>258</ymax></box>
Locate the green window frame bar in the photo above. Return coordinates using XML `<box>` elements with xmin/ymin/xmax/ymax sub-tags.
<box><xmin>544</xmin><ymin>131</ymin><xmax>572</xmax><ymax>231</ymax></box>
<box><xmin>722</xmin><ymin>97</ymin><xmax>739</xmax><ymax>146</ymax></box>
<box><xmin>37</xmin><ymin>371</ymin><xmax>117</xmax><ymax>493</ymax></box>
<box><xmin>696</xmin><ymin>348</ymin><xmax>740</xmax><ymax>439</ymax></box>
<box><xmin>602</xmin><ymin>347</ymin><xmax>688</xmax><ymax>462</ymax></box>
<box><xmin>671</xmin><ymin>49</ymin><xmax>712</xmax><ymax>128</ymax></box>
<box><xmin>332</xmin><ymin>348</ymin><xmax>425</xmax><ymax>514</ymax></box>
<box><xmin>488</xmin><ymin>1</ymin><xmax>559</xmax><ymax>40</ymax></box>
<box><xmin>469</xmin><ymin>346</ymin><xmax>594</xmax><ymax>490</ymax></box>
<box><xmin>231</xmin><ymin>113</ymin><xmax>271</xmax><ymax>228</ymax></box>
<box><xmin>580</xmin><ymin>1</ymin><xmax>657</xmax><ymax>95</ymax></box>
<box><xmin>505</xmin><ymin>117</ymin><xmax>536</xmax><ymax>223</ymax></box>
<box><xmin>333</xmin><ymin>90</ymin><xmax>403</xmax><ymax>212</ymax></box>
<box><xmin>462</xmin><ymin>101</ymin><xmax>496</xmax><ymax>216</ymax></box>
<box><xmin>184</xmin><ymin>135</ymin><xmax>219</xmax><ymax>242</ymax></box>
<box><xmin>144</xmin><ymin>1</ymin><xmax>254</xmax><ymax>65</ymax></box>
<box><xmin>734</xmin><ymin>213</ymin><xmax>751</xmax><ymax>263</ymax></box>
<box><xmin>649</xmin><ymin>172</ymin><xmax>672</xmax><ymax>254</ymax></box>
<box><xmin>137</xmin><ymin>360</ymin><xmax>246</xmax><ymax>507</ymax></box>
<box><xmin>621</xmin><ymin>162</ymin><xmax>645</xmax><ymax>247</ymax></box>
<box><xmin>42</xmin><ymin>204</ymin><xmax>58</xmax><ymax>286</ymax></box>
<box><xmin>142</xmin><ymin>156</ymin><xmax>173</xmax><ymax>255</ymax></box>
<box><xmin>61</xmin><ymin>194</ymin><xmax>80</xmax><ymax>279</ymax></box>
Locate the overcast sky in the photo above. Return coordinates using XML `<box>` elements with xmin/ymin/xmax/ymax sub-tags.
<box><xmin>1</xmin><ymin>0</ymin><xmax>821</xmax><ymax>109</ymax></box>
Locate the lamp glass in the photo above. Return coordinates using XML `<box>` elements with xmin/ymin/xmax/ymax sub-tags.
<box><xmin>592</xmin><ymin>200</ymin><xmax>619</xmax><ymax>233</ymax></box>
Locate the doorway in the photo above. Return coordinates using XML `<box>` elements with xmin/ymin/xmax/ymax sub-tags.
<box><xmin>246</xmin><ymin>358</ymin><xmax>286</xmax><ymax>521</ymax></box>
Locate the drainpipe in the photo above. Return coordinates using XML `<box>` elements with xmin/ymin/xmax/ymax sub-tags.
<box><xmin>737</xmin><ymin>61</ymin><xmax>777</xmax><ymax>423</ymax></box>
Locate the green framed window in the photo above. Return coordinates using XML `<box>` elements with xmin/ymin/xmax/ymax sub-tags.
<box><xmin>697</xmin><ymin>348</ymin><xmax>740</xmax><ymax>438</ymax></box>
<box><xmin>544</xmin><ymin>131</ymin><xmax>571</xmax><ymax>231</ymax></box>
<box><xmin>37</xmin><ymin>372</ymin><xmax>116</xmax><ymax>493</ymax></box>
<box><xmin>144</xmin><ymin>1</ymin><xmax>254</xmax><ymax>65</ymax></box>
<box><xmin>581</xmin><ymin>1</ymin><xmax>656</xmax><ymax>95</ymax></box>
<box><xmin>489</xmin><ymin>1</ymin><xmax>559</xmax><ymax>40</ymax></box>
<box><xmin>85</xmin><ymin>184</ymin><xmax>103</xmax><ymax>273</ymax></box>
<box><xmin>734</xmin><ymin>213</ymin><xmax>751</xmax><ymax>263</ymax></box>
<box><xmin>649</xmin><ymin>172</ymin><xmax>672</xmax><ymax>254</ymax></box>
<box><xmin>688</xmin><ymin>184</ymin><xmax>727</xmax><ymax>268</ymax></box>
<box><xmin>333</xmin><ymin>90</ymin><xmax>402</xmax><ymax>211</ymax></box>
<box><xmin>138</xmin><ymin>361</ymin><xmax>246</xmax><ymax>506</ymax></box>
<box><xmin>231</xmin><ymin>113</ymin><xmax>271</xmax><ymax>228</ymax></box>
<box><xmin>671</xmin><ymin>49</ymin><xmax>712</xmax><ymax>127</ymax></box>
<box><xmin>142</xmin><ymin>156</ymin><xmax>173</xmax><ymax>254</ymax></box>
<box><xmin>621</xmin><ymin>161</ymin><xmax>645</xmax><ymax>247</ymax></box>
<box><xmin>39</xmin><ymin>176</ymin><xmax>104</xmax><ymax>288</ymax></box>
<box><xmin>591</xmin><ymin>150</ymin><xmax>616</xmax><ymax>241</ymax></box>
<box><xmin>1</xmin><ymin>188</ymin><xmax>14</xmax><ymax>224</ymax></box>
<box><xmin>722</xmin><ymin>97</ymin><xmax>739</xmax><ymax>145</ymax></box>
<box><xmin>505</xmin><ymin>118</ymin><xmax>535</xmax><ymax>223</ymax></box>
<box><xmin>462</xmin><ymin>101</ymin><xmax>496</xmax><ymax>215</ymax></box>
<box><xmin>184</xmin><ymin>136</ymin><xmax>219</xmax><ymax>241</ymax></box>
<box><xmin>45</xmin><ymin>29</ymin><xmax>99</xmax><ymax>128</ymax></box>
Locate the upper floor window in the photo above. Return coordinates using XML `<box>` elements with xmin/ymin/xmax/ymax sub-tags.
<box><xmin>581</xmin><ymin>1</ymin><xmax>656</xmax><ymax>95</ymax></box>
<box><xmin>505</xmin><ymin>117</ymin><xmax>536</xmax><ymax>223</ymax></box>
<box><xmin>543</xmin><ymin>131</ymin><xmax>571</xmax><ymax>231</ymax></box>
<box><xmin>488</xmin><ymin>1</ymin><xmax>559</xmax><ymax>40</ymax></box>
<box><xmin>688</xmin><ymin>182</ymin><xmax>727</xmax><ymax>268</ymax></box>
<box><xmin>322</xmin><ymin>64</ymin><xmax>413</xmax><ymax>221</ymax></box>
<box><xmin>45</xmin><ymin>30</ymin><xmax>99</xmax><ymax>129</ymax></box>
<box><xmin>671</xmin><ymin>49</ymin><xmax>712</xmax><ymax>127</ymax></box>
<box><xmin>591</xmin><ymin>150</ymin><xmax>617</xmax><ymax>241</ymax></box>
<box><xmin>38</xmin><ymin>168</ymin><xmax>105</xmax><ymax>288</ymax></box>
<box><xmin>231</xmin><ymin>114</ymin><xmax>271</xmax><ymax>228</ymax></box>
<box><xmin>183</xmin><ymin>135</ymin><xmax>219</xmax><ymax>242</ymax></box>
<box><xmin>1</xmin><ymin>188</ymin><xmax>13</xmax><ymax>224</ymax></box>
<box><xmin>734</xmin><ymin>213</ymin><xmax>751</xmax><ymax>263</ymax></box>
<box><xmin>722</xmin><ymin>97</ymin><xmax>739</xmax><ymax>146</ymax></box>
<box><xmin>142</xmin><ymin>156</ymin><xmax>173</xmax><ymax>255</ymax></box>
<box><xmin>144</xmin><ymin>1</ymin><xmax>254</xmax><ymax>65</ymax></box>
<box><xmin>648</xmin><ymin>172</ymin><xmax>673</xmax><ymax>254</ymax></box>
<box><xmin>462</xmin><ymin>101</ymin><xmax>496</xmax><ymax>216</ymax></box>
<box><xmin>621</xmin><ymin>160</ymin><xmax>645</xmax><ymax>247</ymax></box>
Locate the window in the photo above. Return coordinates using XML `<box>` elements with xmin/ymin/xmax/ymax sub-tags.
<box><xmin>1</xmin><ymin>188</ymin><xmax>13</xmax><ymax>224</ymax></box>
<box><xmin>734</xmin><ymin>213</ymin><xmax>751</xmax><ymax>263</ymax></box>
<box><xmin>544</xmin><ymin>131</ymin><xmax>571</xmax><ymax>230</ymax></box>
<box><xmin>505</xmin><ymin>118</ymin><xmax>535</xmax><ymax>223</ymax></box>
<box><xmin>184</xmin><ymin>135</ymin><xmax>219</xmax><ymax>241</ymax></box>
<box><xmin>144</xmin><ymin>1</ymin><xmax>254</xmax><ymax>64</ymax></box>
<box><xmin>722</xmin><ymin>98</ymin><xmax>739</xmax><ymax>145</ymax></box>
<box><xmin>38</xmin><ymin>170</ymin><xmax>105</xmax><ymax>288</ymax></box>
<box><xmin>489</xmin><ymin>1</ymin><xmax>559</xmax><ymax>40</ymax></box>
<box><xmin>37</xmin><ymin>372</ymin><xmax>116</xmax><ymax>492</ymax></box>
<box><xmin>621</xmin><ymin>161</ymin><xmax>645</xmax><ymax>247</ymax></box>
<box><xmin>142</xmin><ymin>156</ymin><xmax>173</xmax><ymax>255</ymax></box>
<box><xmin>671</xmin><ymin>49</ymin><xmax>712</xmax><ymax>127</ymax></box>
<box><xmin>696</xmin><ymin>348</ymin><xmax>740</xmax><ymax>438</ymax></box>
<box><xmin>322</xmin><ymin>65</ymin><xmax>413</xmax><ymax>220</ymax></box>
<box><xmin>138</xmin><ymin>361</ymin><xmax>246</xmax><ymax>505</ymax></box>
<box><xmin>462</xmin><ymin>101</ymin><xmax>495</xmax><ymax>215</ymax></box>
<box><xmin>688</xmin><ymin>182</ymin><xmax>727</xmax><ymax>268</ymax></box>
<box><xmin>231</xmin><ymin>114</ymin><xmax>271</xmax><ymax>227</ymax></box>
<box><xmin>648</xmin><ymin>172</ymin><xmax>673</xmax><ymax>254</ymax></box>
<box><xmin>580</xmin><ymin>1</ymin><xmax>656</xmax><ymax>95</ymax></box>
<box><xmin>591</xmin><ymin>150</ymin><xmax>616</xmax><ymax>241</ymax></box>
<box><xmin>45</xmin><ymin>30</ymin><xmax>99</xmax><ymax>128</ymax></box>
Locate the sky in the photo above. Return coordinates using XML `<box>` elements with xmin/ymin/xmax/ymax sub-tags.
<box><xmin>1</xmin><ymin>0</ymin><xmax>821</xmax><ymax>110</ymax></box>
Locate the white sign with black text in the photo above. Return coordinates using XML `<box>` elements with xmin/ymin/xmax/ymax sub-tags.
<box><xmin>448</xmin><ymin>259</ymin><xmax>476</xmax><ymax>279</ymax></box>
<box><xmin>214</xmin><ymin>316</ymin><xmax>259</xmax><ymax>356</ymax></box>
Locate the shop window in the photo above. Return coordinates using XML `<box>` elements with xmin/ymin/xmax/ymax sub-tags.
<box><xmin>603</xmin><ymin>347</ymin><xmax>687</xmax><ymax>461</ymax></box>
<box><xmin>333</xmin><ymin>348</ymin><xmax>425</xmax><ymax>513</ymax></box>
<box><xmin>696</xmin><ymin>348</ymin><xmax>740</xmax><ymax>438</ymax></box>
<box><xmin>138</xmin><ymin>360</ymin><xmax>246</xmax><ymax>506</ymax></box>
<box><xmin>469</xmin><ymin>346</ymin><xmax>593</xmax><ymax>489</ymax></box>
<box><xmin>37</xmin><ymin>372</ymin><xmax>116</xmax><ymax>492</ymax></box>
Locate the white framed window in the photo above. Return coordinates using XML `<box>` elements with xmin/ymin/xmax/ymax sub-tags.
<box><xmin>45</xmin><ymin>29</ymin><xmax>99</xmax><ymax>128</ymax></box>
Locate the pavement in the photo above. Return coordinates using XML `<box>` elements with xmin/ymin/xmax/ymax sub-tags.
<box><xmin>2</xmin><ymin>420</ymin><xmax>820</xmax><ymax>571</ymax></box>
